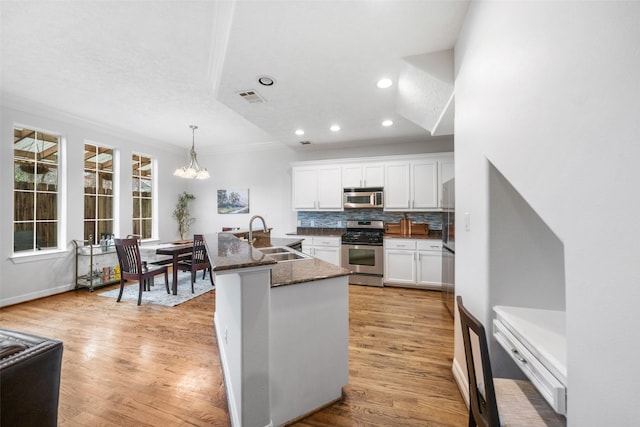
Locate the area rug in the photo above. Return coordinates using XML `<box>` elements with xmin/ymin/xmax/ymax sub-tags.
<box><xmin>98</xmin><ymin>272</ymin><xmax>214</xmax><ymax>307</ymax></box>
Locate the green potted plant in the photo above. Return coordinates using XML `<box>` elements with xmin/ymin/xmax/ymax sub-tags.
<box><xmin>172</xmin><ymin>192</ymin><xmax>196</xmax><ymax>240</ymax></box>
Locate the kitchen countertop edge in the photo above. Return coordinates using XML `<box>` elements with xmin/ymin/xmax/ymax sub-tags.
<box><xmin>204</xmin><ymin>233</ymin><xmax>349</xmax><ymax>285</ymax></box>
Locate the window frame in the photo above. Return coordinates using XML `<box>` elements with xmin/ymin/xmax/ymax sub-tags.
<box><xmin>83</xmin><ymin>141</ymin><xmax>116</xmax><ymax>245</ymax></box>
<box><xmin>11</xmin><ymin>124</ymin><xmax>67</xmax><ymax>259</ymax></box>
<box><xmin>131</xmin><ymin>152</ymin><xmax>155</xmax><ymax>241</ymax></box>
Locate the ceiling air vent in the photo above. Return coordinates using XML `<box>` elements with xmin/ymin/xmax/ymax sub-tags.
<box><xmin>237</xmin><ymin>90</ymin><xmax>267</xmax><ymax>103</ymax></box>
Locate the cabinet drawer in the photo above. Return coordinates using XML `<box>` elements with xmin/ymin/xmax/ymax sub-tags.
<box><xmin>311</xmin><ymin>237</ymin><xmax>341</xmax><ymax>247</ymax></box>
<box><xmin>493</xmin><ymin>319</ymin><xmax>567</xmax><ymax>415</ymax></box>
<box><xmin>384</xmin><ymin>238</ymin><xmax>416</xmax><ymax>250</ymax></box>
<box><xmin>417</xmin><ymin>240</ymin><xmax>442</xmax><ymax>251</ymax></box>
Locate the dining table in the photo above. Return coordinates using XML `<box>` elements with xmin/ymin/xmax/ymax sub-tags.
<box><xmin>154</xmin><ymin>241</ymin><xmax>193</xmax><ymax>295</ymax></box>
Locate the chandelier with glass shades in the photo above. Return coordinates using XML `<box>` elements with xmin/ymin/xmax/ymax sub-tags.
<box><xmin>173</xmin><ymin>125</ymin><xmax>210</xmax><ymax>179</ymax></box>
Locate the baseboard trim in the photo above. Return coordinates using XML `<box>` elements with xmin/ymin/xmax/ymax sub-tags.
<box><xmin>452</xmin><ymin>357</ymin><xmax>470</xmax><ymax>408</ymax></box>
<box><xmin>0</xmin><ymin>284</ymin><xmax>75</xmax><ymax>308</ymax></box>
<box><xmin>214</xmin><ymin>313</ymin><xmax>241</xmax><ymax>427</ymax></box>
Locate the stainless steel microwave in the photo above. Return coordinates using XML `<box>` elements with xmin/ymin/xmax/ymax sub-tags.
<box><xmin>343</xmin><ymin>187</ymin><xmax>384</xmax><ymax>209</ymax></box>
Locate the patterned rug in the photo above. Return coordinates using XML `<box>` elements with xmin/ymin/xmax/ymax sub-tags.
<box><xmin>97</xmin><ymin>272</ymin><xmax>214</xmax><ymax>307</ymax></box>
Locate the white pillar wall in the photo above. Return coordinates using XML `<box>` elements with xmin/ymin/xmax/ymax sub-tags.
<box><xmin>454</xmin><ymin>2</ymin><xmax>640</xmax><ymax>425</ymax></box>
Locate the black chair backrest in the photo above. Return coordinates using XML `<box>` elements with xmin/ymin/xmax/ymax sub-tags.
<box><xmin>457</xmin><ymin>295</ymin><xmax>500</xmax><ymax>427</ymax></box>
<box><xmin>114</xmin><ymin>238</ymin><xmax>142</xmax><ymax>275</ymax></box>
<box><xmin>192</xmin><ymin>234</ymin><xmax>208</xmax><ymax>265</ymax></box>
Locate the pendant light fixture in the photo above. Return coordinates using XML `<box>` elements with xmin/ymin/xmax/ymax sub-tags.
<box><xmin>173</xmin><ymin>125</ymin><xmax>210</xmax><ymax>179</ymax></box>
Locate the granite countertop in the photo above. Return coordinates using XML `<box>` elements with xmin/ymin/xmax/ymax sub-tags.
<box><xmin>204</xmin><ymin>233</ymin><xmax>348</xmax><ymax>286</ymax></box>
<box><xmin>270</xmin><ymin>257</ymin><xmax>350</xmax><ymax>288</ymax></box>
<box><xmin>204</xmin><ymin>232</ymin><xmax>276</xmax><ymax>272</ymax></box>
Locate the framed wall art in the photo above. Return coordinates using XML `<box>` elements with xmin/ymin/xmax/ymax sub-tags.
<box><xmin>217</xmin><ymin>189</ymin><xmax>249</xmax><ymax>214</ymax></box>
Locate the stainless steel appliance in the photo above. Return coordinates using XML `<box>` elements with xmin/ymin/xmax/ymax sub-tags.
<box><xmin>441</xmin><ymin>178</ymin><xmax>455</xmax><ymax>316</ymax></box>
<box><xmin>343</xmin><ymin>187</ymin><xmax>384</xmax><ymax>209</ymax></box>
<box><xmin>341</xmin><ymin>220</ymin><xmax>384</xmax><ymax>287</ymax></box>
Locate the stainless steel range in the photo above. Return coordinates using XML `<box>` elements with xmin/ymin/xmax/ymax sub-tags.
<box><xmin>341</xmin><ymin>220</ymin><xmax>384</xmax><ymax>287</ymax></box>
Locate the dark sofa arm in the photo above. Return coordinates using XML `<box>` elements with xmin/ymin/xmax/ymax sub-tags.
<box><xmin>0</xmin><ymin>329</ymin><xmax>63</xmax><ymax>427</ymax></box>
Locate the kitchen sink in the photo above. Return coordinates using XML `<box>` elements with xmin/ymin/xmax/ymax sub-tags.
<box><xmin>259</xmin><ymin>247</ymin><xmax>289</xmax><ymax>254</ymax></box>
<box><xmin>258</xmin><ymin>246</ymin><xmax>310</xmax><ymax>262</ymax></box>
<box><xmin>268</xmin><ymin>252</ymin><xmax>307</xmax><ymax>261</ymax></box>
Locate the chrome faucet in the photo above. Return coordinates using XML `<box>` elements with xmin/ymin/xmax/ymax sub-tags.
<box><xmin>248</xmin><ymin>215</ymin><xmax>268</xmax><ymax>244</ymax></box>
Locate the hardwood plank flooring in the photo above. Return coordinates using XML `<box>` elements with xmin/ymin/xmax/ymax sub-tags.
<box><xmin>0</xmin><ymin>283</ymin><xmax>467</xmax><ymax>426</ymax></box>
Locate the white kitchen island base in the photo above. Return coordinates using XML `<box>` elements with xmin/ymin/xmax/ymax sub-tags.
<box><xmin>214</xmin><ymin>265</ymin><xmax>349</xmax><ymax>427</ymax></box>
<box><xmin>270</xmin><ymin>276</ymin><xmax>348</xmax><ymax>426</ymax></box>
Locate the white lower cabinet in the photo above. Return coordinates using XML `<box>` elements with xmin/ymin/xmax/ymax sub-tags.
<box><xmin>417</xmin><ymin>241</ymin><xmax>443</xmax><ymax>287</ymax></box>
<box><xmin>384</xmin><ymin>238</ymin><xmax>442</xmax><ymax>290</ymax></box>
<box><xmin>300</xmin><ymin>236</ymin><xmax>341</xmax><ymax>266</ymax></box>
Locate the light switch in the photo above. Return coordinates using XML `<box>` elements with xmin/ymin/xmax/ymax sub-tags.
<box><xmin>465</xmin><ymin>212</ymin><xmax>470</xmax><ymax>231</ymax></box>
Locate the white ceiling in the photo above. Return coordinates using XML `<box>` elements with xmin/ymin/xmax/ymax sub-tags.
<box><xmin>1</xmin><ymin>1</ymin><xmax>469</xmax><ymax>153</ymax></box>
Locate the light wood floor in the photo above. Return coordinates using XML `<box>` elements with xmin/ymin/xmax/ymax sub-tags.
<box><xmin>0</xmin><ymin>282</ymin><xmax>467</xmax><ymax>426</ymax></box>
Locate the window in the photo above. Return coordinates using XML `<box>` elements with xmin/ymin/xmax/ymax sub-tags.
<box><xmin>84</xmin><ymin>143</ymin><xmax>114</xmax><ymax>245</ymax></box>
<box><xmin>13</xmin><ymin>126</ymin><xmax>60</xmax><ymax>252</ymax></box>
<box><xmin>132</xmin><ymin>154</ymin><xmax>153</xmax><ymax>239</ymax></box>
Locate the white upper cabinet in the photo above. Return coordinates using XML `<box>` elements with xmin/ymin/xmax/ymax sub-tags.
<box><xmin>437</xmin><ymin>154</ymin><xmax>454</xmax><ymax>208</ymax></box>
<box><xmin>292</xmin><ymin>153</ymin><xmax>453</xmax><ymax>211</ymax></box>
<box><xmin>342</xmin><ymin>163</ymin><xmax>385</xmax><ymax>188</ymax></box>
<box><xmin>292</xmin><ymin>167</ymin><xmax>317</xmax><ymax>210</ymax></box>
<box><xmin>384</xmin><ymin>158</ymin><xmax>438</xmax><ymax>210</ymax></box>
<box><xmin>384</xmin><ymin>155</ymin><xmax>454</xmax><ymax>211</ymax></box>
<box><xmin>411</xmin><ymin>158</ymin><xmax>439</xmax><ymax>210</ymax></box>
<box><xmin>439</xmin><ymin>155</ymin><xmax>455</xmax><ymax>185</ymax></box>
<box><xmin>384</xmin><ymin>161</ymin><xmax>412</xmax><ymax>210</ymax></box>
<box><xmin>292</xmin><ymin>165</ymin><xmax>342</xmax><ymax>211</ymax></box>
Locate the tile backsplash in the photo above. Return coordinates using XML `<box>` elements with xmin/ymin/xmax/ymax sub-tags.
<box><xmin>297</xmin><ymin>210</ymin><xmax>443</xmax><ymax>230</ymax></box>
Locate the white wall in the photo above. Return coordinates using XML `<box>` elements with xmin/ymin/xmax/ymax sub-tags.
<box><xmin>455</xmin><ymin>1</ymin><xmax>640</xmax><ymax>424</ymax></box>
<box><xmin>1</xmin><ymin>104</ymin><xmax>188</xmax><ymax>306</ymax></box>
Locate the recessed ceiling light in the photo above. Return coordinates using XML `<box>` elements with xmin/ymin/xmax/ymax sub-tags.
<box><xmin>376</xmin><ymin>78</ymin><xmax>393</xmax><ymax>89</ymax></box>
<box><xmin>330</xmin><ymin>125</ymin><xmax>341</xmax><ymax>132</ymax></box>
<box><xmin>295</xmin><ymin>129</ymin><xmax>305</xmax><ymax>136</ymax></box>
<box><xmin>382</xmin><ymin>120</ymin><xmax>394</xmax><ymax>127</ymax></box>
<box><xmin>257</xmin><ymin>75</ymin><xmax>275</xmax><ymax>86</ymax></box>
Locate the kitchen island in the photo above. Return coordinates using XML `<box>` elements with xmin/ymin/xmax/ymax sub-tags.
<box><xmin>204</xmin><ymin>233</ymin><xmax>350</xmax><ymax>427</ymax></box>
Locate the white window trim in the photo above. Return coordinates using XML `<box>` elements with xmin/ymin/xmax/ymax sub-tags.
<box><xmin>83</xmin><ymin>139</ymin><xmax>118</xmax><ymax>243</ymax></box>
<box><xmin>10</xmin><ymin>249</ymin><xmax>70</xmax><ymax>264</ymax></box>
<box><xmin>12</xmin><ymin>124</ymin><xmax>66</xmax><ymax>257</ymax></box>
<box><xmin>132</xmin><ymin>152</ymin><xmax>156</xmax><ymax>242</ymax></box>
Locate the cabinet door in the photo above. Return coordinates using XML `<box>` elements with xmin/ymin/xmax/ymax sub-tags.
<box><xmin>292</xmin><ymin>167</ymin><xmax>318</xmax><ymax>210</ymax></box>
<box><xmin>417</xmin><ymin>250</ymin><xmax>443</xmax><ymax>288</ymax></box>
<box><xmin>439</xmin><ymin>157</ymin><xmax>454</xmax><ymax>185</ymax></box>
<box><xmin>384</xmin><ymin>249</ymin><xmax>416</xmax><ymax>284</ymax></box>
<box><xmin>438</xmin><ymin>156</ymin><xmax>455</xmax><ymax>208</ymax></box>
<box><xmin>313</xmin><ymin>246</ymin><xmax>341</xmax><ymax>266</ymax></box>
<box><xmin>342</xmin><ymin>164</ymin><xmax>363</xmax><ymax>188</ymax></box>
<box><xmin>317</xmin><ymin>166</ymin><xmax>343</xmax><ymax>210</ymax></box>
<box><xmin>362</xmin><ymin>163</ymin><xmax>384</xmax><ymax>187</ymax></box>
<box><xmin>384</xmin><ymin>162</ymin><xmax>411</xmax><ymax>210</ymax></box>
<box><xmin>412</xmin><ymin>159</ymin><xmax>438</xmax><ymax>209</ymax></box>
<box><xmin>299</xmin><ymin>236</ymin><xmax>313</xmax><ymax>256</ymax></box>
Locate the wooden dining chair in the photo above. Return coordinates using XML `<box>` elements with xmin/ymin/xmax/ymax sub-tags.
<box><xmin>176</xmin><ymin>234</ymin><xmax>214</xmax><ymax>293</ymax></box>
<box><xmin>456</xmin><ymin>296</ymin><xmax>566</xmax><ymax>427</ymax></box>
<box><xmin>114</xmin><ymin>238</ymin><xmax>170</xmax><ymax>305</ymax></box>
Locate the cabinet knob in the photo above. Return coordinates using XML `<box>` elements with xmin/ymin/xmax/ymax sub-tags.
<box><xmin>511</xmin><ymin>349</ymin><xmax>527</xmax><ymax>364</ymax></box>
